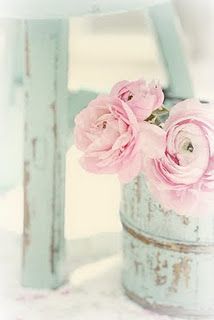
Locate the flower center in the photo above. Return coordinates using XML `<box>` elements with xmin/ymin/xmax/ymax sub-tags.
<box><xmin>182</xmin><ymin>140</ymin><xmax>194</xmax><ymax>153</ymax></box>
<box><xmin>102</xmin><ymin>121</ymin><xmax>107</xmax><ymax>129</ymax></box>
<box><xmin>187</xmin><ymin>142</ymin><xmax>194</xmax><ymax>152</ymax></box>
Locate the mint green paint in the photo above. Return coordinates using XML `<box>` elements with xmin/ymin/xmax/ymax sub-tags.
<box><xmin>0</xmin><ymin>20</ymin><xmax>23</xmax><ymax>191</ymax></box>
<box><xmin>121</xmin><ymin>175</ymin><xmax>214</xmax><ymax>317</ymax></box>
<box><xmin>68</xmin><ymin>90</ymin><xmax>97</xmax><ymax>145</ymax></box>
<box><xmin>0</xmin><ymin>0</ymin><xmax>161</xmax><ymax>19</ymax></box>
<box><xmin>0</xmin><ymin>87</ymin><xmax>97</xmax><ymax>191</ymax></box>
<box><xmin>68</xmin><ymin>90</ymin><xmax>97</xmax><ymax>128</ymax></box>
<box><xmin>149</xmin><ymin>0</ymin><xmax>194</xmax><ymax>99</ymax></box>
<box><xmin>22</xmin><ymin>20</ymin><xmax>69</xmax><ymax>288</ymax></box>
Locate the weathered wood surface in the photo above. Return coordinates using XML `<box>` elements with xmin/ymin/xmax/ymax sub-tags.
<box><xmin>0</xmin><ymin>0</ymin><xmax>163</xmax><ymax>19</ymax></box>
<box><xmin>0</xmin><ymin>20</ymin><xmax>23</xmax><ymax>191</ymax></box>
<box><xmin>22</xmin><ymin>20</ymin><xmax>68</xmax><ymax>288</ymax></box>
<box><xmin>121</xmin><ymin>175</ymin><xmax>214</xmax><ymax>317</ymax></box>
<box><xmin>149</xmin><ymin>1</ymin><xmax>194</xmax><ymax>99</ymax></box>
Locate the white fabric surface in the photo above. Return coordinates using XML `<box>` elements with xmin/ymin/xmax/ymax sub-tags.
<box><xmin>0</xmin><ymin>229</ymin><xmax>177</xmax><ymax>320</ymax></box>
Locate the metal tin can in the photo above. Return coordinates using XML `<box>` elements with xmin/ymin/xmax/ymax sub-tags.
<box><xmin>121</xmin><ymin>175</ymin><xmax>214</xmax><ymax>318</ymax></box>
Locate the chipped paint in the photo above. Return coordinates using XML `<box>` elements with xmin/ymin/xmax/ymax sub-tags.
<box><xmin>154</xmin><ymin>252</ymin><xmax>167</xmax><ymax>286</ymax></box>
<box><xmin>121</xmin><ymin>174</ymin><xmax>214</xmax><ymax>317</ymax></box>
<box><xmin>24</xmin><ymin>21</ymin><xmax>30</xmax><ymax>77</ymax></box>
<box><xmin>181</xmin><ymin>216</ymin><xmax>190</xmax><ymax>225</ymax></box>
<box><xmin>122</xmin><ymin>222</ymin><xmax>214</xmax><ymax>254</ymax></box>
<box><xmin>23</xmin><ymin>160</ymin><xmax>30</xmax><ymax>265</ymax></box>
<box><xmin>135</xmin><ymin>175</ymin><xmax>141</xmax><ymax>204</ymax></box>
<box><xmin>170</xmin><ymin>257</ymin><xmax>191</xmax><ymax>292</ymax></box>
<box><xmin>50</xmin><ymin>100</ymin><xmax>58</xmax><ymax>275</ymax></box>
<box><xmin>134</xmin><ymin>260</ymin><xmax>143</xmax><ymax>275</ymax></box>
<box><xmin>31</xmin><ymin>138</ymin><xmax>37</xmax><ymax>160</ymax></box>
<box><xmin>22</xmin><ymin>20</ymin><xmax>68</xmax><ymax>289</ymax></box>
<box><xmin>147</xmin><ymin>197</ymin><xmax>153</xmax><ymax>222</ymax></box>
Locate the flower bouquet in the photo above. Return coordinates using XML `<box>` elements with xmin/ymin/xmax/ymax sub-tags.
<box><xmin>74</xmin><ymin>78</ymin><xmax>214</xmax><ymax>216</ymax></box>
<box><xmin>74</xmin><ymin>78</ymin><xmax>214</xmax><ymax>317</ymax></box>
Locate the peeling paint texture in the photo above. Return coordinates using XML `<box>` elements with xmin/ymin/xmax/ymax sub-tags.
<box><xmin>121</xmin><ymin>175</ymin><xmax>214</xmax><ymax>317</ymax></box>
<box><xmin>22</xmin><ymin>20</ymin><xmax>68</xmax><ymax>289</ymax></box>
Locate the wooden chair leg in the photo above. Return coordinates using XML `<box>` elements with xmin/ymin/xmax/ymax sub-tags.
<box><xmin>0</xmin><ymin>20</ymin><xmax>23</xmax><ymax>191</ymax></box>
<box><xmin>149</xmin><ymin>0</ymin><xmax>194</xmax><ymax>99</ymax></box>
<box><xmin>22</xmin><ymin>19</ymin><xmax>68</xmax><ymax>289</ymax></box>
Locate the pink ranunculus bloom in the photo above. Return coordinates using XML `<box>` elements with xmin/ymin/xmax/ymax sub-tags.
<box><xmin>74</xmin><ymin>94</ymin><xmax>166</xmax><ymax>183</ymax></box>
<box><xmin>144</xmin><ymin>99</ymin><xmax>214</xmax><ymax>216</ymax></box>
<box><xmin>110</xmin><ymin>79</ymin><xmax>164</xmax><ymax>121</ymax></box>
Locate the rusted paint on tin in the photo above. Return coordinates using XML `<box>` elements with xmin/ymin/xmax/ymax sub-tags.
<box><xmin>135</xmin><ymin>175</ymin><xmax>141</xmax><ymax>204</ymax></box>
<box><xmin>147</xmin><ymin>197</ymin><xmax>153</xmax><ymax>222</ymax></box>
<box><xmin>134</xmin><ymin>260</ymin><xmax>143</xmax><ymax>275</ymax></box>
<box><xmin>181</xmin><ymin>216</ymin><xmax>190</xmax><ymax>225</ymax></box>
<box><xmin>122</xmin><ymin>222</ymin><xmax>214</xmax><ymax>254</ymax></box>
<box><xmin>170</xmin><ymin>257</ymin><xmax>191</xmax><ymax>293</ymax></box>
<box><xmin>154</xmin><ymin>252</ymin><xmax>167</xmax><ymax>286</ymax></box>
<box><xmin>121</xmin><ymin>174</ymin><xmax>214</xmax><ymax>317</ymax></box>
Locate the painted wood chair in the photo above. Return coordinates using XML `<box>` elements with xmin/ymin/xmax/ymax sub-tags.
<box><xmin>0</xmin><ymin>0</ymin><xmax>193</xmax><ymax>288</ymax></box>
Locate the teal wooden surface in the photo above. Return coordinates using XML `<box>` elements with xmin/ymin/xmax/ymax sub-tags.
<box><xmin>0</xmin><ymin>0</ymin><xmax>160</xmax><ymax>19</ymax></box>
<box><xmin>68</xmin><ymin>90</ymin><xmax>97</xmax><ymax>143</ymax></box>
<box><xmin>0</xmin><ymin>87</ymin><xmax>97</xmax><ymax>191</ymax></box>
<box><xmin>22</xmin><ymin>20</ymin><xmax>69</xmax><ymax>288</ymax></box>
<box><xmin>149</xmin><ymin>1</ymin><xmax>194</xmax><ymax>99</ymax></box>
<box><xmin>121</xmin><ymin>175</ymin><xmax>214</xmax><ymax>317</ymax></box>
<box><xmin>0</xmin><ymin>20</ymin><xmax>23</xmax><ymax>191</ymax></box>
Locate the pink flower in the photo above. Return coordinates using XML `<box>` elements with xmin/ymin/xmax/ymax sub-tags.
<box><xmin>144</xmin><ymin>99</ymin><xmax>214</xmax><ymax>216</ymax></box>
<box><xmin>74</xmin><ymin>95</ymin><xmax>165</xmax><ymax>183</ymax></box>
<box><xmin>110</xmin><ymin>79</ymin><xmax>164</xmax><ymax>121</ymax></box>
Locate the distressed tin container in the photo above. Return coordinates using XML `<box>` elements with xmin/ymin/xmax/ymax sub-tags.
<box><xmin>121</xmin><ymin>175</ymin><xmax>214</xmax><ymax>318</ymax></box>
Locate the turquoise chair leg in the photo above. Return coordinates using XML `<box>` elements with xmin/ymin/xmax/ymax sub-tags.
<box><xmin>22</xmin><ymin>20</ymin><xmax>68</xmax><ymax>289</ymax></box>
<box><xmin>149</xmin><ymin>0</ymin><xmax>194</xmax><ymax>99</ymax></box>
<box><xmin>68</xmin><ymin>89</ymin><xmax>98</xmax><ymax>143</ymax></box>
<box><xmin>0</xmin><ymin>20</ymin><xmax>23</xmax><ymax>191</ymax></box>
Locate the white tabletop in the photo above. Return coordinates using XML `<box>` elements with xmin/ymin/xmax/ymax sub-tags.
<box><xmin>0</xmin><ymin>0</ymin><xmax>165</xmax><ymax>19</ymax></box>
<box><xmin>0</xmin><ymin>229</ymin><xmax>178</xmax><ymax>320</ymax></box>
